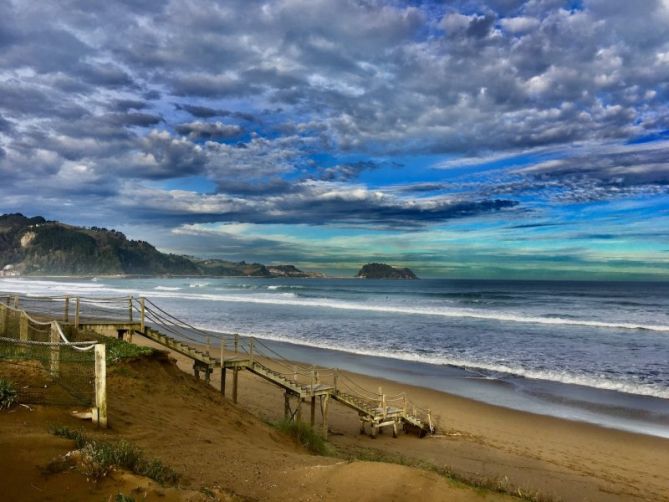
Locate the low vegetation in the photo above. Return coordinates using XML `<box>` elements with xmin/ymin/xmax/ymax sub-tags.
<box><xmin>49</xmin><ymin>426</ymin><xmax>179</xmax><ymax>485</ymax></box>
<box><xmin>273</xmin><ymin>419</ymin><xmax>332</xmax><ymax>456</ymax></box>
<box><xmin>0</xmin><ymin>378</ymin><xmax>18</xmax><ymax>409</ymax></box>
<box><xmin>101</xmin><ymin>337</ymin><xmax>154</xmax><ymax>364</ymax></box>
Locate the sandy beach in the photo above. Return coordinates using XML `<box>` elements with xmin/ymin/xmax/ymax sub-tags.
<box><xmin>128</xmin><ymin>335</ymin><xmax>669</xmax><ymax>502</ymax></box>
<box><xmin>2</xmin><ymin>332</ymin><xmax>668</xmax><ymax>501</ymax></box>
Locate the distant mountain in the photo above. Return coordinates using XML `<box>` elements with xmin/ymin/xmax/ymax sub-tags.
<box><xmin>266</xmin><ymin>265</ymin><xmax>325</xmax><ymax>278</ymax></box>
<box><xmin>0</xmin><ymin>213</ymin><xmax>321</xmax><ymax>278</ymax></box>
<box><xmin>355</xmin><ymin>263</ymin><xmax>418</xmax><ymax>280</ymax></box>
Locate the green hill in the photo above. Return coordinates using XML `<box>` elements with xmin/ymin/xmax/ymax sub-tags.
<box><xmin>355</xmin><ymin>263</ymin><xmax>418</xmax><ymax>280</ymax></box>
<box><xmin>0</xmin><ymin>213</ymin><xmax>318</xmax><ymax>278</ymax></box>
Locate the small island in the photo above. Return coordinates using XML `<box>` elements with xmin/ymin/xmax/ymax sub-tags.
<box><xmin>355</xmin><ymin>263</ymin><xmax>418</xmax><ymax>280</ymax></box>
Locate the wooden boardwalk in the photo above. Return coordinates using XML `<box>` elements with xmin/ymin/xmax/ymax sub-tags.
<box><xmin>3</xmin><ymin>293</ymin><xmax>435</xmax><ymax>439</ymax></box>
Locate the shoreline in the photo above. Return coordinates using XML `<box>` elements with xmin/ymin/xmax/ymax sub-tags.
<box><xmin>133</xmin><ymin>334</ymin><xmax>669</xmax><ymax>501</ymax></box>
<box><xmin>5</xmin><ymin>275</ymin><xmax>669</xmax><ymax>283</ymax></box>
<box><xmin>197</xmin><ymin>331</ymin><xmax>669</xmax><ymax>439</ymax></box>
<box><xmin>2</xmin><ymin>276</ymin><xmax>668</xmax><ymax>437</ymax></box>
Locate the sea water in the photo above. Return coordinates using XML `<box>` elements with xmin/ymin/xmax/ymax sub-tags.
<box><xmin>2</xmin><ymin>276</ymin><xmax>668</xmax><ymax>436</ymax></box>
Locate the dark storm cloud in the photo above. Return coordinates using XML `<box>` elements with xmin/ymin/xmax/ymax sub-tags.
<box><xmin>0</xmin><ymin>114</ymin><xmax>12</xmax><ymax>133</ymax></box>
<box><xmin>317</xmin><ymin>161</ymin><xmax>383</xmax><ymax>182</ymax></box>
<box><xmin>0</xmin><ymin>80</ymin><xmax>87</xmax><ymax>119</ymax></box>
<box><xmin>175</xmin><ymin>103</ymin><xmax>256</xmax><ymax>122</ymax></box>
<box><xmin>169</xmin><ymin>73</ymin><xmax>261</xmax><ymax>98</ymax></box>
<box><xmin>110</xmin><ymin>99</ymin><xmax>149</xmax><ymax>112</ymax></box>
<box><xmin>174</xmin><ymin>121</ymin><xmax>244</xmax><ymax>141</ymax></box>
<box><xmin>118</xmin><ymin>180</ymin><xmax>518</xmax><ymax>229</ymax></box>
<box><xmin>497</xmin><ymin>141</ymin><xmax>669</xmax><ymax>201</ymax></box>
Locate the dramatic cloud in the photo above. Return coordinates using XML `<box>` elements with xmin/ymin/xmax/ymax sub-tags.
<box><xmin>117</xmin><ymin>180</ymin><xmax>518</xmax><ymax>229</ymax></box>
<box><xmin>1</xmin><ymin>0</ymin><xmax>668</xmax><ymax>276</ymax></box>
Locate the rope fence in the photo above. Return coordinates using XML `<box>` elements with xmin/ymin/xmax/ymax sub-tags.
<box><xmin>0</xmin><ymin>296</ymin><xmax>107</xmax><ymax>427</ymax></box>
<box><xmin>0</xmin><ymin>291</ymin><xmax>433</xmax><ymax>432</ymax></box>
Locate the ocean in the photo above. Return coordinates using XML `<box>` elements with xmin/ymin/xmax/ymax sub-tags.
<box><xmin>2</xmin><ymin>276</ymin><xmax>668</xmax><ymax>437</ymax></box>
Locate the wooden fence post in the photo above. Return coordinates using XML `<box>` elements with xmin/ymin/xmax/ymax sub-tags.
<box><xmin>74</xmin><ymin>297</ymin><xmax>80</xmax><ymax>329</ymax></box>
<box><xmin>94</xmin><ymin>344</ymin><xmax>108</xmax><ymax>428</ymax></box>
<box><xmin>50</xmin><ymin>322</ymin><xmax>60</xmax><ymax>377</ymax></box>
<box><xmin>0</xmin><ymin>304</ymin><xmax>6</xmax><ymax>336</ymax></box>
<box><xmin>232</xmin><ymin>367</ymin><xmax>239</xmax><ymax>403</ymax></box>
<box><xmin>19</xmin><ymin>312</ymin><xmax>28</xmax><ymax>342</ymax></box>
<box><xmin>128</xmin><ymin>297</ymin><xmax>133</xmax><ymax>323</ymax></box>
<box><xmin>382</xmin><ymin>393</ymin><xmax>387</xmax><ymax>419</ymax></box>
<box><xmin>12</xmin><ymin>295</ymin><xmax>19</xmax><ymax>309</ymax></box>
<box><xmin>220</xmin><ymin>340</ymin><xmax>226</xmax><ymax>396</ymax></box>
<box><xmin>310</xmin><ymin>396</ymin><xmax>316</xmax><ymax>427</ymax></box>
<box><xmin>321</xmin><ymin>395</ymin><xmax>330</xmax><ymax>439</ymax></box>
<box><xmin>234</xmin><ymin>334</ymin><xmax>239</xmax><ymax>354</ymax></box>
<box><xmin>64</xmin><ymin>296</ymin><xmax>69</xmax><ymax>323</ymax></box>
<box><xmin>140</xmin><ymin>297</ymin><xmax>145</xmax><ymax>333</ymax></box>
<box><xmin>284</xmin><ymin>391</ymin><xmax>290</xmax><ymax>419</ymax></box>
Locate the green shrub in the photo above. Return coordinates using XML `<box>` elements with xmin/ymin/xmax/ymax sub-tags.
<box><xmin>0</xmin><ymin>378</ymin><xmax>18</xmax><ymax>409</ymax></box>
<box><xmin>49</xmin><ymin>426</ymin><xmax>179</xmax><ymax>485</ymax></box>
<box><xmin>114</xmin><ymin>494</ymin><xmax>135</xmax><ymax>502</ymax></box>
<box><xmin>50</xmin><ymin>425</ymin><xmax>87</xmax><ymax>448</ymax></box>
<box><xmin>274</xmin><ymin>419</ymin><xmax>332</xmax><ymax>456</ymax></box>
<box><xmin>103</xmin><ymin>337</ymin><xmax>154</xmax><ymax>364</ymax></box>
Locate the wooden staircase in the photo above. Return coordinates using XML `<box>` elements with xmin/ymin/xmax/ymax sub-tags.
<box><xmin>7</xmin><ymin>293</ymin><xmax>435</xmax><ymax>438</ymax></box>
<box><xmin>143</xmin><ymin>327</ymin><xmax>216</xmax><ymax>366</ymax></box>
<box><xmin>139</xmin><ymin>324</ymin><xmax>433</xmax><ymax>437</ymax></box>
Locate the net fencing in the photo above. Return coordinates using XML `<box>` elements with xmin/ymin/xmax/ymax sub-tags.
<box><xmin>0</xmin><ymin>300</ymin><xmax>98</xmax><ymax>407</ymax></box>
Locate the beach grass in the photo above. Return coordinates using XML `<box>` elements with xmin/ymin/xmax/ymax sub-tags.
<box><xmin>49</xmin><ymin>426</ymin><xmax>179</xmax><ymax>485</ymax></box>
<box><xmin>0</xmin><ymin>378</ymin><xmax>18</xmax><ymax>409</ymax></box>
<box><xmin>270</xmin><ymin>418</ymin><xmax>553</xmax><ymax>500</ymax></box>
<box><xmin>100</xmin><ymin>337</ymin><xmax>155</xmax><ymax>364</ymax></box>
<box><xmin>273</xmin><ymin>419</ymin><xmax>333</xmax><ymax>456</ymax></box>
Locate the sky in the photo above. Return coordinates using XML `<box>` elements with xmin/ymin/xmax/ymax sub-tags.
<box><xmin>1</xmin><ymin>0</ymin><xmax>669</xmax><ymax>279</ymax></box>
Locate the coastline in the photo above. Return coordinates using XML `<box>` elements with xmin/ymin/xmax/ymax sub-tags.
<box><xmin>249</xmin><ymin>336</ymin><xmax>669</xmax><ymax>439</ymax></box>
<box><xmin>2</xmin><ymin>276</ymin><xmax>668</xmax><ymax>437</ymax></box>
<box><xmin>133</xmin><ymin>335</ymin><xmax>669</xmax><ymax>502</ymax></box>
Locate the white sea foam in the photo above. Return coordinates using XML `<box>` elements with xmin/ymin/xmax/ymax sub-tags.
<box><xmin>195</xmin><ymin>322</ymin><xmax>669</xmax><ymax>400</ymax></box>
<box><xmin>141</xmin><ymin>290</ymin><xmax>669</xmax><ymax>333</ymax></box>
<box><xmin>4</xmin><ymin>278</ymin><xmax>667</xmax><ymax>400</ymax></box>
<box><xmin>3</xmin><ymin>278</ymin><xmax>669</xmax><ymax>332</ymax></box>
<box><xmin>154</xmin><ymin>286</ymin><xmax>181</xmax><ymax>291</ymax></box>
<box><xmin>0</xmin><ymin>278</ymin><xmax>135</xmax><ymax>298</ymax></box>
<box><xmin>190</xmin><ymin>282</ymin><xmax>209</xmax><ymax>288</ymax></box>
